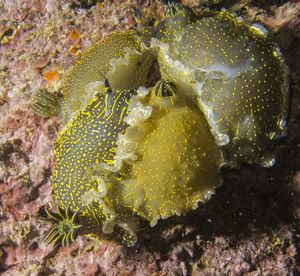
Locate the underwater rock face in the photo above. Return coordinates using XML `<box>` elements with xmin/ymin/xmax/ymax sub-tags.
<box><xmin>39</xmin><ymin>6</ymin><xmax>288</xmax><ymax>247</ymax></box>
<box><xmin>154</xmin><ymin>11</ymin><xmax>288</xmax><ymax>167</ymax></box>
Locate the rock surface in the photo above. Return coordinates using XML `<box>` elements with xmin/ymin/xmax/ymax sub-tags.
<box><xmin>0</xmin><ymin>0</ymin><xmax>299</xmax><ymax>274</ymax></box>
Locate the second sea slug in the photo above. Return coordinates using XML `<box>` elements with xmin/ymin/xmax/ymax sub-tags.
<box><xmin>153</xmin><ymin>8</ymin><xmax>289</xmax><ymax>167</ymax></box>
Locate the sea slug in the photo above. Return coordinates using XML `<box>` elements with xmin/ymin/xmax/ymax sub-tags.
<box><xmin>34</xmin><ymin>4</ymin><xmax>288</xmax><ymax>247</ymax></box>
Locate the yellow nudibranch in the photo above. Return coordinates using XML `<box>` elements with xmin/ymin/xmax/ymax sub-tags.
<box><xmin>51</xmin><ymin>80</ymin><xmax>139</xmax><ymax>247</ymax></box>
<box><xmin>33</xmin><ymin>4</ymin><xmax>288</xmax><ymax>247</ymax></box>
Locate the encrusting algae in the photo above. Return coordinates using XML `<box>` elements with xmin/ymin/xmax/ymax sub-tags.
<box><xmin>32</xmin><ymin>3</ymin><xmax>289</xmax><ymax>247</ymax></box>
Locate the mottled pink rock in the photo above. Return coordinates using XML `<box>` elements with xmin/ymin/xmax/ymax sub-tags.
<box><xmin>0</xmin><ymin>0</ymin><xmax>299</xmax><ymax>275</ymax></box>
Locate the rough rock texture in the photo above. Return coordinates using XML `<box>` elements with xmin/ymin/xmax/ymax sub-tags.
<box><xmin>0</xmin><ymin>0</ymin><xmax>299</xmax><ymax>275</ymax></box>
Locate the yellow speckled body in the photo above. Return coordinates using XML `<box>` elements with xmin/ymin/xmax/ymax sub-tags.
<box><xmin>122</xmin><ymin>105</ymin><xmax>222</xmax><ymax>225</ymax></box>
<box><xmin>154</xmin><ymin>10</ymin><xmax>288</xmax><ymax>167</ymax></box>
<box><xmin>53</xmin><ymin>83</ymin><xmax>135</xmax><ymax>240</ymax></box>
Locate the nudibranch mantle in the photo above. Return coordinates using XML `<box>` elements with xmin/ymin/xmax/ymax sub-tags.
<box><xmin>60</xmin><ymin>30</ymin><xmax>154</xmax><ymax>124</ymax></box>
<box><xmin>152</xmin><ymin>10</ymin><xmax>289</xmax><ymax>167</ymax></box>
<box><xmin>120</xmin><ymin>102</ymin><xmax>222</xmax><ymax>226</ymax></box>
